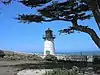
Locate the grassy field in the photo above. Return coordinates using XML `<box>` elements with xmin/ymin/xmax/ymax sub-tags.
<box><xmin>0</xmin><ymin>50</ymin><xmax>100</xmax><ymax>75</ymax></box>
<box><xmin>0</xmin><ymin>60</ymin><xmax>99</xmax><ymax>75</ymax></box>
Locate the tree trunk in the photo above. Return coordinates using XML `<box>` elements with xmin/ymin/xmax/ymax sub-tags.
<box><xmin>88</xmin><ymin>29</ymin><xmax>100</xmax><ymax>48</ymax></box>
<box><xmin>73</xmin><ymin>25</ymin><xmax>100</xmax><ymax>48</ymax></box>
<box><xmin>92</xmin><ymin>8</ymin><xmax>100</xmax><ymax>30</ymax></box>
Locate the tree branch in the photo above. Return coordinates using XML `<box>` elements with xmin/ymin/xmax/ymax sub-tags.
<box><xmin>60</xmin><ymin>25</ymin><xmax>100</xmax><ymax>48</ymax></box>
<box><xmin>19</xmin><ymin>0</ymin><xmax>52</xmax><ymax>8</ymax></box>
<box><xmin>1</xmin><ymin>0</ymin><xmax>12</xmax><ymax>5</ymax></box>
<box><xmin>16</xmin><ymin>14</ymin><xmax>72</xmax><ymax>23</ymax></box>
<box><xmin>43</xmin><ymin>18</ymin><xmax>71</xmax><ymax>22</ymax></box>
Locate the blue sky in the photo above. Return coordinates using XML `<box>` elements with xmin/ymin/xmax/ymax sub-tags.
<box><xmin>0</xmin><ymin>1</ymin><xmax>100</xmax><ymax>53</ymax></box>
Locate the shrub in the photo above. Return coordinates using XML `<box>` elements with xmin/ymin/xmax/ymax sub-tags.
<box><xmin>0</xmin><ymin>50</ymin><xmax>5</xmax><ymax>58</ymax></box>
<box><xmin>44</xmin><ymin>54</ymin><xmax>57</xmax><ymax>61</ymax></box>
<box><xmin>30</xmin><ymin>54</ymin><xmax>43</xmax><ymax>61</ymax></box>
<box><xmin>44</xmin><ymin>68</ymin><xmax>81</xmax><ymax>75</ymax></box>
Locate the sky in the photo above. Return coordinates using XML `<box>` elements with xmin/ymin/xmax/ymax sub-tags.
<box><xmin>0</xmin><ymin>1</ymin><xmax>100</xmax><ymax>53</ymax></box>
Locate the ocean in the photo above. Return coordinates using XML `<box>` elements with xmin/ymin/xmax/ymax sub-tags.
<box><xmin>27</xmin><ymin>51</ymin><xmax>100</xmax><ymax>56</ymax></box>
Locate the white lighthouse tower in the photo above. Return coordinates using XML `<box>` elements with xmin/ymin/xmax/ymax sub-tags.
<box><xmin>43</xmin><ymin>28</ymin><xmax>55</xmax><ymax>56</ymax></box>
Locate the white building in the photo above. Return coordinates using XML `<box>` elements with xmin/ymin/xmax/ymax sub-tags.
<box><xmin>43</xmin><ymin>28</ymin><xmax>55</xmax><ymax>56</ymax></box>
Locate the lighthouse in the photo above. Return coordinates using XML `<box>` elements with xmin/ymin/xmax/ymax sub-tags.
<box><xmin>43</xmin><ymin>28</ymin><xmax>55</xmax><ymax>56</ymax></box>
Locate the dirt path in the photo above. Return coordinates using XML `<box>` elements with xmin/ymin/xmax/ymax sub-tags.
<box><xmin>17</xmin><ymin>69</ymin><xmax>47</xmax><ymax>75</ymax></box>
<box><xmin>0</xmin><ymin>60</ymin><xmax>38</xmax><ymax>75</ymax></box>
<box><xmin>0</xmin><ymin>66</ymin><xmax>18</xmax><ymax>75</ymax></box>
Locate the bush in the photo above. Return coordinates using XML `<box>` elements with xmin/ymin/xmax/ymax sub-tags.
<box><xmin>31</xmin><ymin>54</ymin><xmax>43</xmax><ymax>61</ymax></box>
<box><xmin>25</xmin><ymin>54</ymin><xmax>43</xmax><ymax>61</ymax></box>
<box><xmin>44</xmin><ymin>54</ymin><xmax>57</xmax><ymax>61</ymax></box>
<box><xmin>0</xmin><ymin>50</ymin><xmax>5</xmax><ymax>58</ymax></box>
<box><xmin>44</xmin><ymin>68</ymin><xmax>81</xmax><ymax>75</ymax></box>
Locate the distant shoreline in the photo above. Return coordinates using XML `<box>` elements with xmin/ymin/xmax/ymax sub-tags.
<box><xmin>2</xmin><ymin>50</ymin><xmax>100</xmax><ymax>56</ymax></box>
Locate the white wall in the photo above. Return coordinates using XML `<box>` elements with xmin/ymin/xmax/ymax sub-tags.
<box><xmin>44</xmin><ymin>40</ymin><xmax>55</xmax><ymax>55</ymax></box>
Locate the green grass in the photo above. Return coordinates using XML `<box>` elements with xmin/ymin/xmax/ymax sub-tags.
<box><xmin>43</xmin><ymin>68</ymin><xmax>82</xmax><ymax>75</ymax></box>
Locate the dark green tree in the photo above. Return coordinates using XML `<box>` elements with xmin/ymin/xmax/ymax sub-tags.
<box><xmin>0</xmin><ymin>50</ymin><xmax>5</xmax><ymax>58</ymax></box>
<box><xmin>44</xmin><ymin>54</ymin><xmax>58</xmax><ymax>61</ymax></box>
<box><xmin>16</xmin><ymin>0</ymin><xmax>100</xmax><ymax>48</ymax></box>
<box><xmin>1</xmin><ymin>0</ymin><xmax>100</xmax><ymax>30</ymax></box>
<box><xmin>1</xmin><ymin>0</ymin><xmax>100</xmax><ymax>48</ymax></box>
